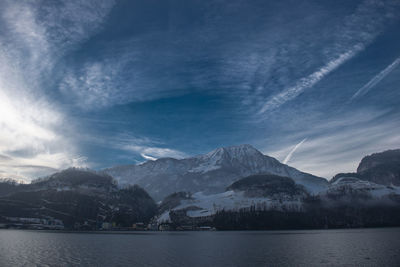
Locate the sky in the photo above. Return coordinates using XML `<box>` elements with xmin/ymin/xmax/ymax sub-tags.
<box><xmin>0</xmin><ymin>0</ymin><xmax>399</xmax><ymax>181</ymax></box>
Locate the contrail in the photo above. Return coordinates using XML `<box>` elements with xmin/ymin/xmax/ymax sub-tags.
<box><xmin>350</xmin><ymin>56</ymin><xmax>400</xmax><ymax>101</ymax></box>
<box><xmin>259</xmin><ymin>45</ymin><xmax>363</xmax><ymax>114</ymax></box>
<box><xmin>283</xmin><ymin>138</ymin><xmax>307</xmax><ymax>164</ymax></box>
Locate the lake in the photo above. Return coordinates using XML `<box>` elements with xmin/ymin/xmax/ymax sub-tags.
<box><xmin>1</xmin><ymin>228</ymin><xmax>400</xmax><ymax>266</ymax></box>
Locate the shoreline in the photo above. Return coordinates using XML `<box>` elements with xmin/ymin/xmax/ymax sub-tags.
<box><xmin>1</xmin><ymin>226</ymin><xmax>400</xmax><ymax>234</ymax></box>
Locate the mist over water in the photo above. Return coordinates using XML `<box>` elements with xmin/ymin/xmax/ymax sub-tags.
<box><xmin>1</xmin><ymin>228</ymin><xmax>400</xmax><ymax>266</ymax></box>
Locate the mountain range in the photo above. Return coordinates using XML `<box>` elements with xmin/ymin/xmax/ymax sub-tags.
<box><xmin>1</xmin><ymin>145</ymin><xmax>399</xmax><ymax>230</ymax></box>
<box><xmin>156</xmin><ymin>148</ymin><xmax>400</xmax><ymax>226</ymax></box>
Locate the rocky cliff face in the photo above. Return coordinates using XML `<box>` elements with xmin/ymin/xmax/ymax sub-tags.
<box><xmin>356</xmin><ymin>149</ymin><xmax>400</xmax><ymax>186</ymax></box>
<box><xmin>332</xmin><ymin>149</ymin><xmax>400</xmax><ymax>186</ymax></box>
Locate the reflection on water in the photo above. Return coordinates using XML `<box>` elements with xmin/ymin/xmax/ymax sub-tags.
<box><xmin>0</xmin><ymin>228</ymin><xmax>400</xmax><ymax>266</ymax></box>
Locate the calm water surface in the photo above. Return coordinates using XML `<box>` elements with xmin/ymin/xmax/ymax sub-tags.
<box><xmin>1</xmin><ymin>228</ymin><xmax>400</xmax><ymax>266</ymax></box>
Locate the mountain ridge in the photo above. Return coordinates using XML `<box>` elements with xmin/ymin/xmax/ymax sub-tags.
<box><xmin>1</xmin><ymin>147</ymin><xmax>400</xmax><ymax>230</ymax></box>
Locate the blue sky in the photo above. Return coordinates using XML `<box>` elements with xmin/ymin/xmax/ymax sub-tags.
<box><xmin>0</xmin><ymin>0</ymin><xmax>399</xmax><ymax>180</ymax></box>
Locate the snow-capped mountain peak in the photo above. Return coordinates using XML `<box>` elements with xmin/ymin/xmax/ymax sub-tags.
<box><xmin>201</xmin><ymin>144</ymin><xmax>263</xmax><ymax>160</ymax></box>
<box><xmin>104</xmin><ymin>144</ymin><xmax>328</xmax><ymax>200</ymax></box>
<box><xmin>190</xmin><ymin>144</ymin><xmax>264</xmax><ymax>173</ymax></box>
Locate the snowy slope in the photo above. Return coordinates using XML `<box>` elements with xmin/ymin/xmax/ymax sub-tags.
<box><xmin>328</xmin><ymin>176</ymin><xmax>400</xmax><ymax>198</ymax></box>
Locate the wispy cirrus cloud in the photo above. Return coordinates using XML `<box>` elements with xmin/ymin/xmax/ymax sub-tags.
<box><xmin>1</xmin><ymin>0</ymin><xmax>115</xmax><ymax>79</ymax></box>
<box><xmin>0</xmin><ymin>0</ymin><xmax>115</xmax><ymax>180</ymax></box>
<box><xmin>59</xmin><ymin>33</ymin><xmax>203</xmax><ymax>110</ymax></box>
<box><xmin>56</xmin><ymin>0</ymin><xmax>400</xmax><ymax>115</ymax></box>
<box><xmin>60</xmin><ymin>62</ymin><xmax>125</xmax><ymax>109</ymax></box>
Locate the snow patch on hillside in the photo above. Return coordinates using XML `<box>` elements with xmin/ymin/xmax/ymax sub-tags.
<box><xmin>329</xmin><ymin>176</ymin><xmax>400</xmax><ymax>197</ymax></box>
<box><xmin>157</xmin><ymin>190</ymin><xmax>303</xmax><ymax>223</ymax></box>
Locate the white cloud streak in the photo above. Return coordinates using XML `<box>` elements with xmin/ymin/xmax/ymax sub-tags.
<box><xmin>283</xmin><ymin>138</ymin><xmax>307</xmax><ymax>164</ymax></box>
<box><xmin>350</xmin><ymin>56</ymin><xmax>400</xmax><ymax>101</ymax></box>
<box><xmin>259</xmin><ymin>46</ymin><xmax>362</xmax><ymax>114</ymax></box>
<box><xmin>140</xmin><ymin>154</ymin><xmax>157</xmax><ymax>161</ymax></box>
<box><xmin>124</xmin><ymin>145</ymin><xmax>188</xmax><ymax>161</ymax></box>
<box><xmin>81</xmin><ymin>132</ymin><xmax>188</xmax><ymax>163</ymax></box>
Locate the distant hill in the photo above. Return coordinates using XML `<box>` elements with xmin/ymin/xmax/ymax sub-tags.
<box><xmin>227</xmin><ymin>174</ymin><xmax>308</xmax><ymax>198</ymax></box>
<box><xmin>0</xmin><ymin>168</ymin><xmax>157</xmax><ymax>229</ymax></box>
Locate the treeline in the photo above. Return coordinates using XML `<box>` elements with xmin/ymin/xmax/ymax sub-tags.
<box><xmin>213</xmin><ymin>199</ymin><xmax>400</xmax><ymax>230</ymax></box>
